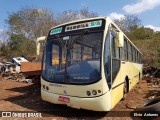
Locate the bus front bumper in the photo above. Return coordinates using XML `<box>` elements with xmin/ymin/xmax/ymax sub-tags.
<box><xmin>41</xmin><ymin>89</ymin><xmax>111</xmax><ymax>111</ymax></box>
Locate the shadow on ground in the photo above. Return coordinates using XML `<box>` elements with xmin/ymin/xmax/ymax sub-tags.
<box><xmin>4</xmin><ymin>84</ymin><xmax>108</xmax><ymax>118</ymax></box>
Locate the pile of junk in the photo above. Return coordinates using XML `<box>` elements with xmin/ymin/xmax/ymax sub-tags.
<box><xmin>0</xmin><ymin>36</ymin><xmax>46</xmax><ymax>84</ymax></box>
<box><xmin>0</xmin><ymin>57</ymin><xmax>41</xmax><ymax>84</ymax></box>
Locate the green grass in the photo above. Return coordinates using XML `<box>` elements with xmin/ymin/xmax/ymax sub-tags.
<box><xmin>132</xmin><ymin>39</ymin><xmax>160</xmax><ymax>67</ymax></box>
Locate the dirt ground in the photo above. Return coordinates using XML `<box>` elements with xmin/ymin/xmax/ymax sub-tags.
<box><xmin>0</xmin><ymin>76</ymin><xmax>159</xmax><ymax>120</ymax></box>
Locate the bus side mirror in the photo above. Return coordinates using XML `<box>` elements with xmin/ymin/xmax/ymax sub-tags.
<box><xmin>116</xmin><ymin>32</ymin><xmax>124</xmax><ymax>48</ymax></box>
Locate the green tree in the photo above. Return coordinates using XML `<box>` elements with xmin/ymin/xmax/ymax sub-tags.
<box><xmin>127</xmin><ymin>27</ymin><xmax>154</xmax><ymax>40</ymax></box>
<box><xmin>153</xmin><ymin>31</ymin><xmax>160</xmax><ymax>40</ymax></box>
<box><xmin>114</xmin><ymin>14</ymin><xmax>141</xmax><ymax>33</ymax></box>
<box><xmin>2</xmin><ymin>6</ymin><xmax>55</xmax><ymax>59</ymax></box>
<box><xmin>6</xmin><ymin>6</ymin><xmax>55</xmax><ymax>40</ymax></box>
<box><xmin>0</xmin><ymin>34</ymin><xmax>36</xmax><ymax>60</ymax></box>
<box><xmin>55</xmin><ymin>7</ymin><xmax>98</xmax><ymax>25</ymax></box>
<box><xmin>9</xmin><ymin>34</ymin><xmax>36</xmax><ymax>57</ymax></box>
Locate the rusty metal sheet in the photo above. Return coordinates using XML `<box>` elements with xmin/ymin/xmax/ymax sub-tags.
<box><xmin>21</xmin><ymin>62</ymin><xmax>42</xmax><ymax>76</ymax></box>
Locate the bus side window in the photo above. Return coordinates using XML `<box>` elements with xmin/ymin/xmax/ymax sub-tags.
<box><xmin>124</xmin><ymin>39</ymin><xmax>128</xmax><ymax>60</ymax></box>
<box><xmin>132</xmin><ymin>46</ymin><xmax>135</xmax><ymax>62</ymax></box>
<box><xmin>134</xmin><ymin>48</ymin><xmax>136</xmax><ymax>62</ymax></box>
<box><xmin>132</xmin><ymin>47</ymin><xmax>134</xmax><ymax>62</ymax></box>
<box><xmin>136</xmin><ymin>51</ymin><xmax>138</xmax><ymax>63</ymax></box>
<box><xmin>128</xmin><ymin>42</ymin><xmax>132</xmax><ymax>61</ymax></box>
<box><xmin>111</xmin><ymin>33</ymin><xmax>119</xmax><ymax>59</ymax></box>
<box><xmin>104</xmin><ymin>31</ymin><xmax>111</xmax><ymax>89</ymax></box>
<box><xmin>120</xmin><ymin>48</ymin><xmax>123</xmax><ymax>60</ymax></box>
<box><xmin>139</xmin><ymin>53</ymin><xmax>141</xmax><ymax>63</ymax></box>
<box><xmin>111</xmin><ymin>31</ymin><xmax>120</xmax><ymax>82</ymax></box>
<box><xmin>111</xmin><ymin>36</ymin><xmax>116</xmax><ymax>58</ymax></box>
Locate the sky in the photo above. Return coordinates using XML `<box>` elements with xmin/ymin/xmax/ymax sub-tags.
<box><xmin>0</xmin><ymin>0</ymin><xmax>160</xmax><ymax>41</ymax></box>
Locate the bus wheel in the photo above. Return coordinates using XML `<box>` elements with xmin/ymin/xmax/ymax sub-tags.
<box><xmin>122</xmin><ymin>80</ymin><xmax>127</xmax><ymax>100</ymax></box>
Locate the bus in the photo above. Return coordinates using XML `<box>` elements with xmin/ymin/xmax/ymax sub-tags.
<box><xmin>41</xmin><ymin>16</ymin><xmax>143</xmax><ymax>111</ymax></box>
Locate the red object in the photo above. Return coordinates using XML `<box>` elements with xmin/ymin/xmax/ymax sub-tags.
<box><xmin>21</xmin><ymin>62</ymin><xmax>42</xmax><ymax>76</ymax></box>
<box><xmin>58</xmin><ymin>96</ymin><xmax>70</xmax><ymax>103</ymax></box>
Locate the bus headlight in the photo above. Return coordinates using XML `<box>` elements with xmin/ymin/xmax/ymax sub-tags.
<box><xmin>43</xmin><ymin>85</ymin><xmax>45</xmax><ymax>89</ymax></box>
<box><xmin>98</xmin><ymin>90</ymin><xmax>101</xmax><ymax>93</ymax></box>
<box><xmin>86</xmin><ymin>91</ymin><xmax>91</xmax><ymax>96</ymax></box>
<box><xmin>92</xmin><ymin>90</ymin><xmax>97</xmax><ymax>95</ymax></box>
<box><xmin>46</xmin><ymin>86</ymin><xmax>49</xmax><ymax>91</ymax></box>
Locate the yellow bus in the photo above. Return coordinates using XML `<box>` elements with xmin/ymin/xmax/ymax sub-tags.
<box><xmin>41</xmin><ymin>17</ymin><xmax>143</xmax><ymax>111</ymax></box>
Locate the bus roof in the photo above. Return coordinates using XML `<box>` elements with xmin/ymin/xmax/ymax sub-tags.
<box><xmin>49</xmin><ymin>16</ymin><xmax>142</xmax><ymax>54</ymax></box>
<box><xmin>50</xmin><ymin>16</ymin><xmax>107</xmax><ymax>29</ymax></box>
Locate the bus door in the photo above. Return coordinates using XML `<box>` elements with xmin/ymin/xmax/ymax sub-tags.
<box><xmin>110</xmin><ymin>30</ymin><xmax>123</xmax><ymax>108</ymax></box>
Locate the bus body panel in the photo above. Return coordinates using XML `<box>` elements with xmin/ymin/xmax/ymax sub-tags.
<box><xmin>127</xmin><ymin>62</ymin><xmax>143</xmax><ymax>91</ymax></box>
<box><xmin>111</xmin><ymin>83</ymin><xmax>124</xmax><ymax>109</ymax></box>
<box><xmin>111</xmin><ymin>61</ymin><xmax>142</xmax><ymax>108</ymax></box>
<box><xmin>41</xmin><ymin>78</ymin><xmax>107</xmax><ymax>98</ymax></box>
<box><xmin>111</xmin><ymin>61</ymin><xmax>124</xmax><ymax>108</ymax></box>
<box><xmin>41</xmin><ymin>79</ymin><xmax>111</xmax><ymax>111</ymax></box>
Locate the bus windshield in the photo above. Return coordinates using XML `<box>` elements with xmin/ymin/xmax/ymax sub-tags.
<box><xmin>42</xmin><ymin>32</ymin><xmax>103</xmax><ymax>84</ymax></box>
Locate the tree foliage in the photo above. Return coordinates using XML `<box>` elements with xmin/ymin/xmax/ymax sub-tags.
<box><xmin>1</xmin><ymin>6</ymin><xmax>160</xmax><ymax>66</ymax></box>
<box><xmin>0</xmin><ymin>34</ymin><xmax>36</xmax><ymax>60</ymax></box>
<box><xmin>6</xmin><ymin>6</ymin><xmax>55</xmax><ymax>40</ymax></box>
<box><xmin>1</xmin><ymin>6</ymin><xmax>98</xmax><ymax>60</ymax></box>
<box><xmin>114</xmin><ymin>14</ymin><xmax>141</xmax><ymax>33</ymax></box>
<box><xmin>153</xmin><ymin>31</ymin><xmax>160</xmax><ymax>40</ymax></box>
<box><xmin>127</xmin><ymin>26</ymin><xmax>154</xmax><ymax>40</ymax></box>
<box><xmin>113</xmin><ymin>14</ymin><xmax>160</xmax><ymax>66</ymax></box>
<box><xmin>1</xmin><ymin>6</ymin><xmax>55</xmax><ymax>59</ymax></box>
<box><xmin>55</xmin><ymin>7</ymin><xmax>98</xmax><ymax>25</ymax></box>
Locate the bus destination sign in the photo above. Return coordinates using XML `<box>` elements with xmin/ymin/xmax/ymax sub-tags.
<box><xmin>50</xmin><ymin>27</ymin><xmax>62</xmax><ymax>35</ymax></box>
<box><xmin>65</xmin><ymin>20</ymin><xmax>102</xmax><ymax>32</ymax></box>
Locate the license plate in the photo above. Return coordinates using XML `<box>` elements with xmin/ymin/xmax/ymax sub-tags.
<box><xmin>58</xmin><ymin>96</ymin><xmax>70</xmax><ymax>103</ymax></box>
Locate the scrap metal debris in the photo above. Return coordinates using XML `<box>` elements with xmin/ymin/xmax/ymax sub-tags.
<box><xmin>143</xmin><ymin>64</ymin><xmax>160</xmax><ymax>88</ymax></box>
<box><xmin>143</xmin><ymin>64</ymin><xmax>160</xmax><ymax>78</ymax></box>
<box><xmin>0</xmin><ymin>57</ymin><xmax>41</xmax><ymax>84</ymax></box>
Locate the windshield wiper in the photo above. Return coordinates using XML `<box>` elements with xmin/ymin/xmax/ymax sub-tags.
<box><xmin>55</xmin><ymin>35</ymin><xmax>68</xmax><ymax>82</ymax></box>
<box><xmin>55</xmin><ymin>30</ymin><xmax>89</xmax><ymax>83</ymax></box>
<box><xmin>69</xmin><ymin>30</ymin><xmax>89</xmax><ymax>49</ymax></box>
<box><xmin>56</xmin><ymin>35</ymin><xmax>65</xmax><ymax>47</ymax></box>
